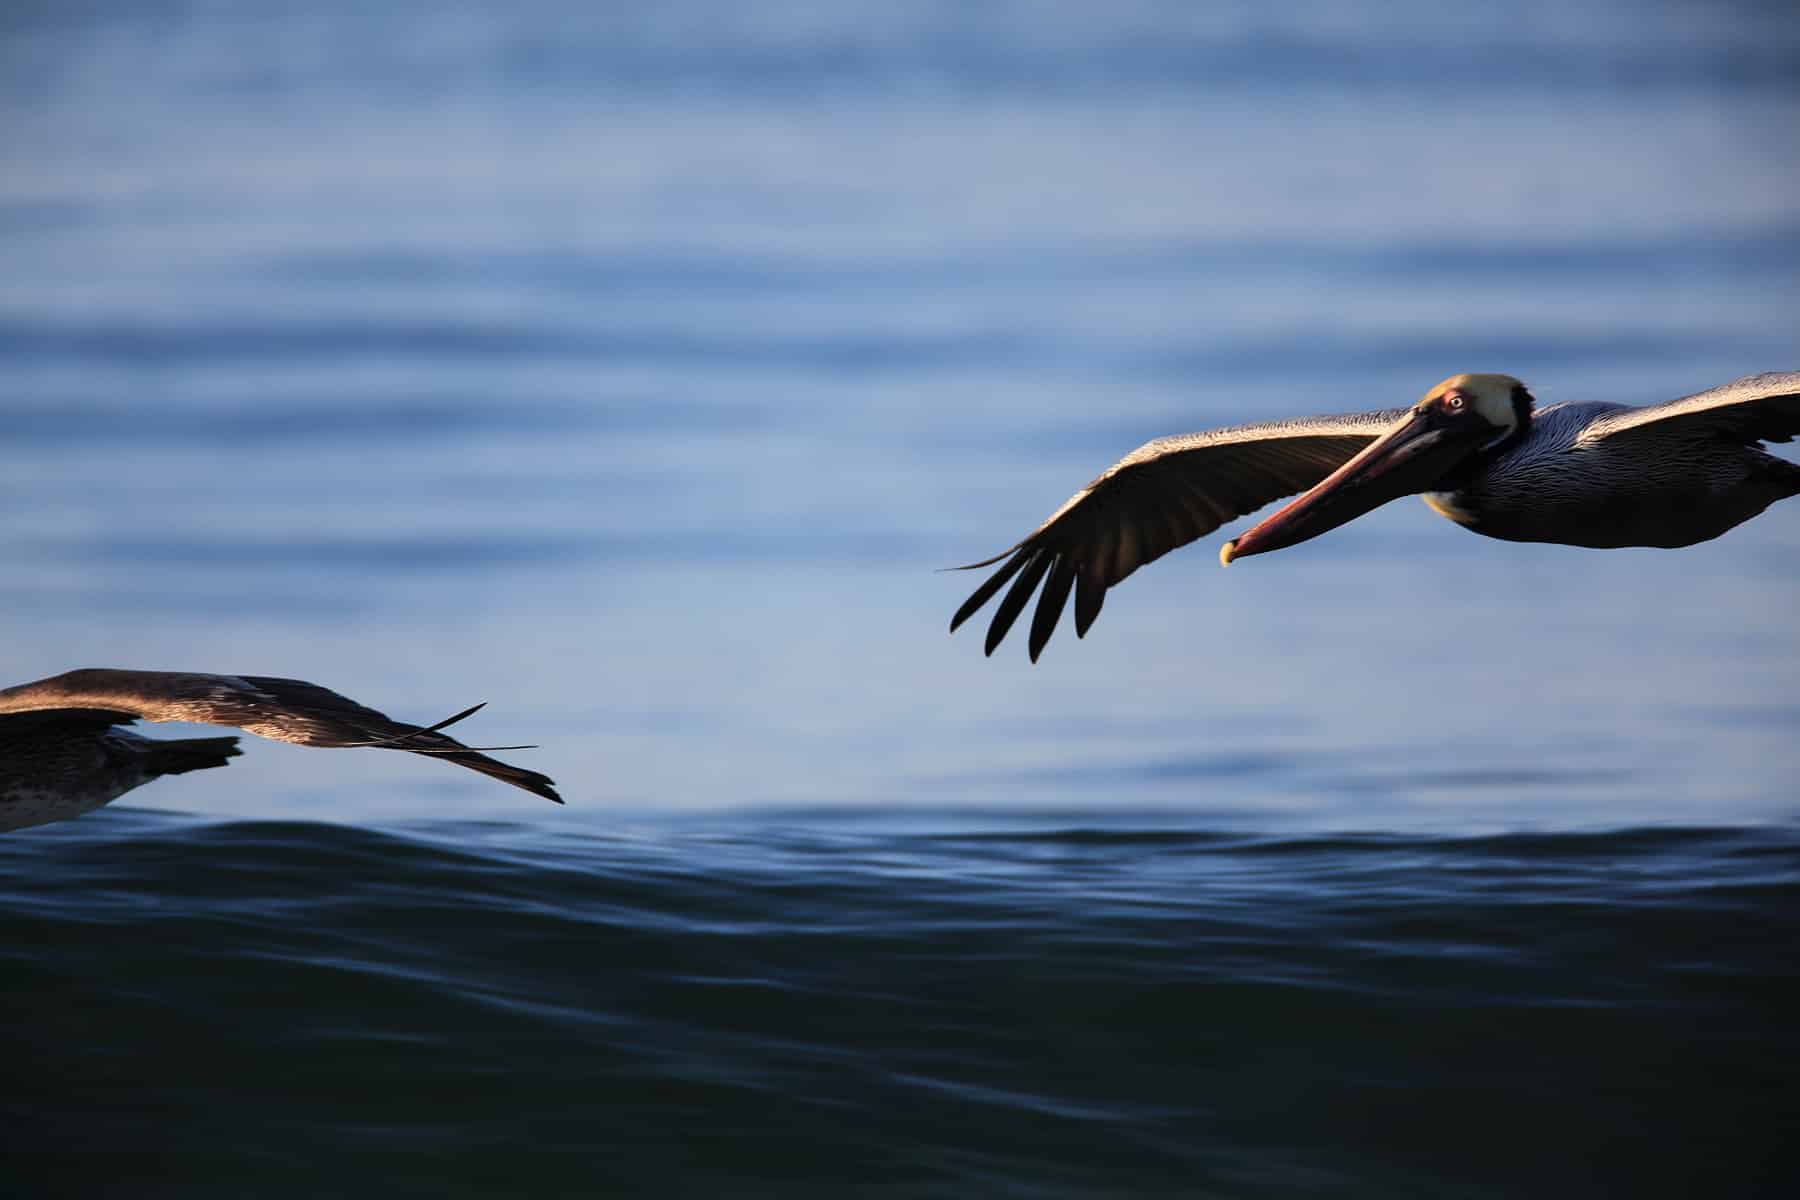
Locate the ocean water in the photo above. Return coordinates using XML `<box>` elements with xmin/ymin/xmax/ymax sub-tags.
<box><xmin>6</xmin><ymin>813</ymin><xmax>1798</xmax><ymax>1197</ymax></box>
<box><xmin>3</xmin><ymin>1</ymin><xmax>1799</xmax><ymax>1193</ymax></box>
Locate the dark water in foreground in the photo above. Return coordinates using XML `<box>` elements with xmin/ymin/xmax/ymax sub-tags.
<box><xmin>6</xmin><ymin>810</ymin><xmax>1796</xmax><ymax>1198</ymax></box>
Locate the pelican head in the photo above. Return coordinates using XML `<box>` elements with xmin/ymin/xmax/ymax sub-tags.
<box><xmin>1219</xmin><ymin>373</ymin><xmax>1534</xmax><ymax>564</ymax></box>
<box><xmin>1425</xmin><ymin>373</ymin><xmax>1532</xmax><ymax>446</ymax></box>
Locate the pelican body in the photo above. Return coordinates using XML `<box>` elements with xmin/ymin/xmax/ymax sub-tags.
<box><xmin>953</xmin><ymin>371</ymin><xmax>1800</xmax><ymax>660</ymax></box>
<box><xmin>1418</xmin><ymin>397</ymin><xmax>1797</xmax><ymax>550</ymax></box>
<box><xmin>0</xmin><ymin>669</ymin><xmax>562</xmax><ymax>832</ymax></box>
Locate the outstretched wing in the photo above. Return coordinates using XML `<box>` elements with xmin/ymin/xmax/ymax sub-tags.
<box><xmin>0</xmin><ymin>669</ymin><xmax>561</xmax><ymax>803</ymax></box>
<box><xmin>950</xmin><ymin>409</ymin><xmax>1409</xmax><ymax>661</ymax></box>
<box><xmin>1578</xmin><ymin>371</ymin><xmax>1800</xmax><ymax>448</ymax></box>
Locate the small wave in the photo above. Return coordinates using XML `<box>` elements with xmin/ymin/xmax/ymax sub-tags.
<box><xmin>4</xmin><ymin>811</ymin><xmax>1796</xmax><ymax>1195</ymax></box>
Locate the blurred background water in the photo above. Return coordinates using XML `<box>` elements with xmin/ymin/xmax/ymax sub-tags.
<box><xmin>2</xmin><ymin>0</ymin><xmax>1797</xmax><ymax>828</ymax></box>
<box><xmin>3</xmin><ymin>2</ymin><xmax>1798</xmax><ymax>1194</ymax></box>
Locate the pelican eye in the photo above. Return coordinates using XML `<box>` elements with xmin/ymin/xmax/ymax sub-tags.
<box><xmin>1443</xmin><ymin>393</ymin><xmax>1466</xmax><ymax>412</ymax></box>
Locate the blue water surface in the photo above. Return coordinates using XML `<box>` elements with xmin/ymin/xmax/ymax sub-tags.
<box><xmin>2</xmin><ymin>2</ymin><xmax>1798</xmax><ymax>1193</ymax></box>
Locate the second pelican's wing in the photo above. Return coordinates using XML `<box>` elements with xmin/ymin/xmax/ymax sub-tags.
<box><xmin>0</xmin><ymin>669</ymin><xmax>561</xmax><ymax>803</ymax></box>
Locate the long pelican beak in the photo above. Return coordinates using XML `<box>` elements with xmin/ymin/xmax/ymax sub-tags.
<box><xmin>1220</xmin><ymin>406</ymin><xmax>1489</xmax><ymax>565</ymax></box>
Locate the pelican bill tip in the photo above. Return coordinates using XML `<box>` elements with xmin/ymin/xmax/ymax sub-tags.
<box><xmin>1219</xmin><ymin>539</ymin><xmax>1238</xmax><ymax>567</ymax></box>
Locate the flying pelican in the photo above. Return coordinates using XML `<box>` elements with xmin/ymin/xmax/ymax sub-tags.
<box><xmin>0</xmin><ymin>669</ymin><xmax>562</xmax><ymax>832</ymax></box>
<box><xmin>951</xmin><ymin>371</ymin><xmax>1800</xmax><ymax>660</ymax></box>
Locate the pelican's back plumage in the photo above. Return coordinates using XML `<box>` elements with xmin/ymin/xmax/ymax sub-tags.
<box><xmin>0</xmin><ymin>709</ymin><xmax>243</xmax><ymax>831</ymax></box>
<box><xmin>1430</xmin><ymin>372</ymin><xmax>1800</xmax><ymax>548</ymax></box>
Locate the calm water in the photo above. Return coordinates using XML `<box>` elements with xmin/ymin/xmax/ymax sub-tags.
<box><xmin>3</xmin><ymin>1</ymin><xmax>1798</xmax><ymax>1193</ymax></box>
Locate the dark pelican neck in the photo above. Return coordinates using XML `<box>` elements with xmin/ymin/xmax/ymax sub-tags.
<box><xmin>1434</xmin><ymin>384</ymin><xmax>1535</xmax><ymax>491</ymax></box>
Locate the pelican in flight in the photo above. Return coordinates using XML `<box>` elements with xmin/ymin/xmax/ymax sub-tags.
<box><xmin>952</xmin><ymin>371</ymin><xmax>1800</xmax><ymax>660</ymax></box>
<box><xmin>0</xmin><ymin>669</ymin><xmax>562</xmax><ymax>832</ymax></box>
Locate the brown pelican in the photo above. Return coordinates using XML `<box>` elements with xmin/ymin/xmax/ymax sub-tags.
<box><xmin>952</xmin><ymin>371</ymin><xmax>1800</xmax><ymax>660</ymax></box>
<box><xmin>0</xmin><ymin>669</ymin><xmax>562</xmax><ymax>832</ymax></box>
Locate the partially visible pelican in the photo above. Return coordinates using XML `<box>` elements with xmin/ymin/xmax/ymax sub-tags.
<box><xmin>0</xmin><ymin>669</ymin><xmax>562</xmax><ymax>832</ymax></box>
<box><xmin>952</xmin><ymin>371</ymin><xmax>1800</xmax><ymax>660</ymax></box>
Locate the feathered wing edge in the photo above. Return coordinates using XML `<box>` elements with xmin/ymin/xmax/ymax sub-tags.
<box><xmin>1580</xmin><ymin>371</ymin><xmax>1800</xmax><ymax>447</ymax></box>
<box><xmin>231</xmin><ymin>675</ymin><xmax>565</xmax><ymax>804</ymax></box>
<box><xmin>948</xmin><ymin>410</ymin><xmax>1409</xmax><ymax>660</ymax></box>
